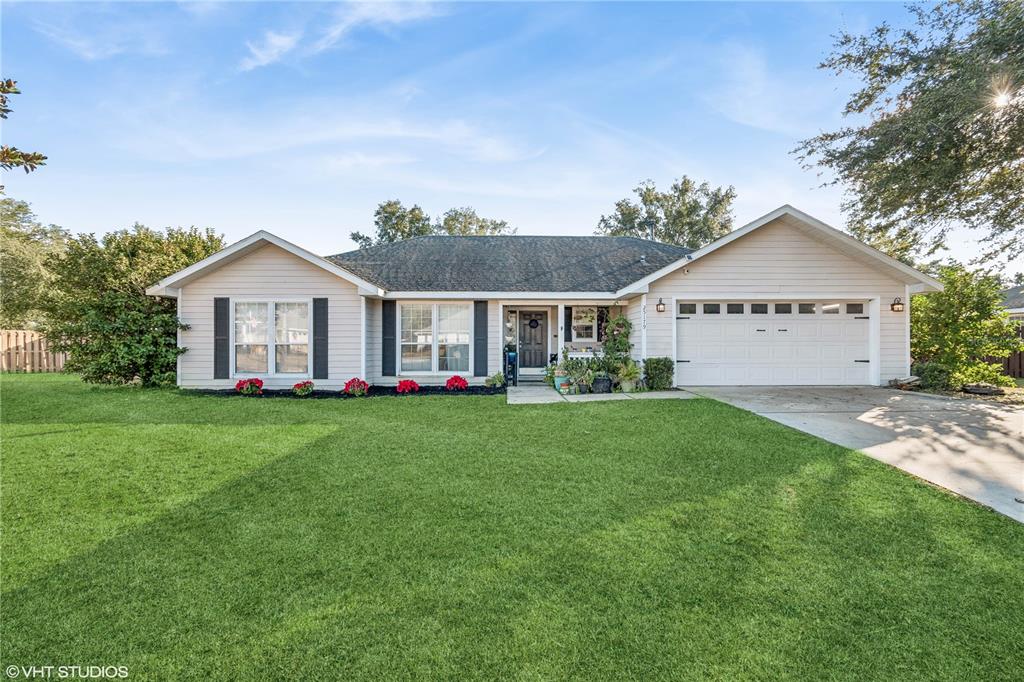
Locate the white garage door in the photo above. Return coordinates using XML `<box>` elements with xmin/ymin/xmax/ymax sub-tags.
<box><xmin>675</xmin><ymin>301</ymin><xmax>871</xmax><ymax>386</ymax></box>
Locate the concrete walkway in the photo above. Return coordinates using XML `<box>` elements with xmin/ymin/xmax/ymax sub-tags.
<box><xmin>691</xmin><ymin>386</ymin><xmax>1024</xmax><ymax>522</ymax></box>
<box><xmin>507</xmin><ymin>384</ymin><xmax>695</xmax><ymax>405</ymax></box>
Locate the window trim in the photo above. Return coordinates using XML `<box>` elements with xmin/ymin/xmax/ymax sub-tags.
<box><xmin>570</xmin><ymin>306</ymin><xmax>598</xmax><ymax>343</ymax></box>
<box><xmin>230</xmin><ymin>297</ymin><xmax>313</xmax><ymax>378</ymax></box>
<box><xmin>396</xmin><ymin>302</ymin><xmax>474</xmax><ymax>375</ymax></box>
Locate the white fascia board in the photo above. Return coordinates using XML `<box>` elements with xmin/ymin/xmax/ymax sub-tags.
<box><xmin>383</xmin><ymin>291</ymin><xmax>619</xmax><ymax>299</ymax></box>
<box><xmin>145</xmin><ymin>230</ymin><xmax>384</xmax><ymax>297</ymax></box>
<box><xmin>1005</xmin><ymin>307</ymin><xmax>1024</xmax><ymax>315</ymax></box>
<box><xmin>614</xmin><ymin>204</ymin><xmax>944</xmax><ymax>296</ymax></box>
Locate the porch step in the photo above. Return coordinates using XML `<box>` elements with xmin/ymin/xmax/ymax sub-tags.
<box><xmin>516</xmin><ymin>375</ymin><xmax>548</xmax><ymax>384</ymax></box>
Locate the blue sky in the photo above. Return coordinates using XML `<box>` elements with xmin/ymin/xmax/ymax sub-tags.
<box><xmin>4</xmin><ymin>1</ymin><xmax>1020</xmax><ymax>273</ymax></box>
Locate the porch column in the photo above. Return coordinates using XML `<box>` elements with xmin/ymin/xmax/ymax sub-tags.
<box><xmin>557</xmin><ymin>303</ymin><xmax>565</xmax><ymax>359</ymax></box>
<box><xmin>640</xmin><ymin>294</ymin><xmax>648</xmax><ymax>359</ymax></box>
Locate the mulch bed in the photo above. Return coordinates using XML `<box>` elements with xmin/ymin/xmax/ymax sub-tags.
<box><xmin>191</xmin><ymin>386</ymin><xmax>507</xmax><ymax>399</ymax></box>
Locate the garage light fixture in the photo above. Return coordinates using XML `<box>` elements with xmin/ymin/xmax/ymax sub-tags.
<box><xmin>890</xmin><ymin>297</ymin><xmax>904</xmax><ymax>312</ymax></box>
<box><xmin>655</xmin><ymin>298</ymin><xmax>666</xmax><ymax>313</ymax></box>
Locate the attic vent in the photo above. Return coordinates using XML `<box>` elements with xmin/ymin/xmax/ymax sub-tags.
<box><xmin>640</xmin><ymin>255</ymin><xmax>647</xmax><ymax>265</ymax></box>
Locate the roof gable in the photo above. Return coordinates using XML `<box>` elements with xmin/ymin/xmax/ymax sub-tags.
<box><xmin>615</xmin><ymin>205</ymin><xmax>943</xmax><ymax>295</ymax></box>
<box><xmin>146</xmin><ymin>231</ymin><xmax>383</xmax><ymax>297</ymax></box>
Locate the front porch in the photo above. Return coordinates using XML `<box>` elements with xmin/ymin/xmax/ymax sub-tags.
<box><xmin>500</xmin><ymin>301</ymin><xmax>634</xmax><ymax>384</ymax></box>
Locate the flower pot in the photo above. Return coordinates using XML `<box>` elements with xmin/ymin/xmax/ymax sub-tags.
<box><xmin>554</xmin><ymin>375</ymin><xmax>570</xmax><ymax>392</ymax></box>
<box><xmin>620</xmin><ymin>379</ymin><xmax>636</xmax><ymax>393</ymax></box>
<box><xmin>592</xmin><ymin>376</ymin><xmax>612</xmax><ymax>393</ymax></box>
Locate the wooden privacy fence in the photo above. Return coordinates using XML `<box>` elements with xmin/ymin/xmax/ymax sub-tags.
<box><xmin>987</xmin><ymin>321</ymin><xmax>1024</xmax><ymax>379</ymax></box>
<box><xmin>1</xmin><ymin>330</ymin><xmax>66</xmax><ymax>373</ymax></box>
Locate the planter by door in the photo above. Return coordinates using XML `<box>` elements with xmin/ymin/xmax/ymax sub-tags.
<box><xmin>591</xmin><ymin>376</ymin><xmax>612</xmax><ymax>393</ymax></box>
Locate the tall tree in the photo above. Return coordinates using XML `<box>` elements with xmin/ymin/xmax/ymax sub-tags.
<box><xmin>595</xmin><ymin>176</ymin><xmax>736</xmax><ymax>248</ymax></box>
<box><xmin>0</xmin><ymin>196</ymin><xmax>67</xmax><ymax>327</ymax></box>
<box><xmin>435</xmin><ymin>207</ymin><xmax>516</xmax><ymax>236</ymax></box>
<box><xmin>796</xmin><ymin>1</ymin><xmax>1024</xmax><ymax>264</ymax></box>
<box><xmin>42</xmin><ymin>225</ymin><xmax>224</xmax><ymax>386</ymax></box>
<box><xmin>0</xmin><ymin>80</ymin><xmax>47</xmax><ymax>175</ymax></box>
<box><xmin>350</xmin><ymin>200</ymin><xmax>433</xmax><ymax>249</ymax></box>
<box><xmin>350</xmin><ymin>201</ymin><xmax>515</xmax><ymax>247</ymax></box>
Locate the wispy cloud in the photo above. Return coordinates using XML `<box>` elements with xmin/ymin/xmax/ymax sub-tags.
<box><xmin>312</xmin><ymin>2</ymin><xmax>440</xmax><ymax>54</ymax></box>
<box><xmin>33</xmin><ymin>17</ymin><xmax>168</xmax><ymax>60</ymax></box>
<box><xmin>237</xmin><ymin>2</ymin><xmax>439</xmax><ymax>71</ymax></box>
<box><xmin>239</xmin><ymin>30</ymin><xmax>302</xmax><ymax>71</ymax></box>
<box><xmin>702</xmin><ymin>43</ymin><xmax>841</xmax><ymax>139</ymax></box>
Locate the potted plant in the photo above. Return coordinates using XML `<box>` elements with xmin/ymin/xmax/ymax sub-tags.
<box><xmin>591</xmin><ymin>371</ymin><xmax>612</xmax><ymax>393</ymax></box>
<box><xmin>615</xmin><ymin>359</ymin><xmax>640</xmax><ymax>392</ymax></box>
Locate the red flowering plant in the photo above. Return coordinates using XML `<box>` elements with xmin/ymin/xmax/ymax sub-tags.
<box><xmin>235</xmin><ymin>378</ymin><xmax>263</xmax><ymax>396</ymax></box>
<box><xmin>344</xmin><ymin>377</ymin><xmax>369</xmax><ymax>397</ymax></box>
<box><xmin>292</xmin><ymin>380</ymin><xmax>314</xmax><ymax>397</ymax></box>
<box><xmin>395</xmin><ymin>379</ymin><xmax>420</xmax><ymax>394</ymax></box>
<box><xmin>445</xmin><ymin>375</ymin><xmax>469</xmax><ymax>391</ymax></box>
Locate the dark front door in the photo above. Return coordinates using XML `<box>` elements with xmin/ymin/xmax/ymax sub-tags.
<box><xmin>518</xmin><ymin>311</ymin><xmax>547</xmax><ymax>368</ymax></box>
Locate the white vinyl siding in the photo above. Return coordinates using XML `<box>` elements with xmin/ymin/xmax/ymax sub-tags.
<box><xmin>645</xmin><ymin>217</ymin><xmax>910</xmax><ymax>383</ymax></box>
<box><xmin>177</xmin><ymin>244</ymin><xmax>361</xmax><ymax>389</ymax></box>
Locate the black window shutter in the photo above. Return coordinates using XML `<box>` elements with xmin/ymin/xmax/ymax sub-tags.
<box><xmin>382</xmin><ymin>300</ymin><xmax>396</xmax><ymax>376</ymax></box>
<box><xmin>473</xmin><ymin>301</ymin><xmax>488</xmax><ymax>376</ymax></box>
<box><xmin>564</xmin><ymin>306</ymin><xmax>573</xmax><ymax>342</ymax></box>
<box><xmin>214</xmin><ymin>297</ymin><xmax>229</xmax><ymax>379</ymax></box>
<box><xmin>596</xmin><ymin>307</ymin><xmax>609</xmax><ymax>341</ymax></box>
<box><xmin>312</xmin><ymin>298</ymin><xmax>328</xmax><ymax>379</ymax></box>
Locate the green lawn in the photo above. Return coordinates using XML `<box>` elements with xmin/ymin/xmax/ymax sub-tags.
<box><xmin>2</xmin><ymin>374</ymin><xmax>1022</xmax><ymax>680</ymax></box>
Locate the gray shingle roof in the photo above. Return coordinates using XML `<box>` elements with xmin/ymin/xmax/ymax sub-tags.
<box><xmin>1002</xmin><ymin>284</ymin><xmax>1024</xmax><ymax>309</ymax></box>
<box><xmin>328</xmin><ymin>236</ymin><xmax>692</xmax><ymax>292</ymax></box>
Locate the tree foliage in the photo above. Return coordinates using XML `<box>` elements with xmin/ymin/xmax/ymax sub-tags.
<box><xmin>351</xmin><ymin>200</ymin><xmax>516</xmax><ymax>248</ymax></box>
<box><xmin>0</xmin><ymin>196</ymin><xmax>67</xmax><ymax>327</ymax></box>
<box><xmin>0</xmin><ymin>80</ymin><xmax>47</xmax><ymax>175</ymax></box>
<box><xmin>911</xmin><ymin>263</ymin><xmax>1022</xmax><ymax>387</ymax></box>
<box><xmin>42</xmin><ymin>225</ymin><xmax>224</xmax><ymax>386</ymax></box>
<box><xmin>595</xmin><ymin>176</ymin><xmax>736</xmax><ymax>248</ymax></box>
<box><xmin>435</xmin><ymin>206</ymin><xmax>515</xmax><ymax>237</ymax></box>
<box><xmin>796</xmin><ymin>1</ymin><xmax>1024</xmax><ymax>264</ymax></box>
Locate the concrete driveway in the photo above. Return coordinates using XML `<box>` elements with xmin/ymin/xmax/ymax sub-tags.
<box><xmin>688</xmin><ymin>386</ymin><xmax>1024</xmax><ymax>522</ymax></box>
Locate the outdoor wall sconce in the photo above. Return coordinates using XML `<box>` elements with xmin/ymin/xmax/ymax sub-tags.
<box><xmin>655</xmin><ymin>298</ymin><xmax>666</xmax><ymax>313</ymax></box>
<box><xmin>890</xmin><ymin>297</ymin><xmax>904</xmax><ymax>312</ymax></box>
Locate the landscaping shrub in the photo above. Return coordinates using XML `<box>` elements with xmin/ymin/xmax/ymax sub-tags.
<box><xmin>484</xmin><ymin>372</ymin><xmax>505</xmax><ymax>388</ymax></box>
<box><xmin>912</xmin><ymin>362</ymin><xmax>952</xmax><ymax>390</ymax></box>
<box><xmin>396</xmin><ymin>379</ymin><xmax>420</xmax><ymax>394</ymax></box>
<box><xmin>343</xmin><ymin>378</ymin><xmax>369</xmax><ymax>396</ymax></box>
<box><xmin>42</xmin><ymin>225</ymin><xmax>224</xmax><ymax>386</ymax></box>
<box><xmin>643</xmin><ymin>357</ymin><xmax>674</xmax><ymax>390</ymax></box>
<box><xmin>446</xmin><ymin>375</ymin><xmax>469</xmax><ymax>391</ymax></box>
<box><xmin>292</xmin><ymin>380</ymin><xmax>314</xmax><ymax>397</ymax></box>
<box><xmin>601</xmin><ymin>314</ymin><xmax>633</xmax><ymax>360</ymax></box>
<box><xmin>235</xmin><ymin>378</ymin><xmax>263</xmax><ymax>396</ymax></box>
<box><xmin>951</xmin><ymin>362</ymin><xmax>1015</xmax><ymax>388</ymax></box>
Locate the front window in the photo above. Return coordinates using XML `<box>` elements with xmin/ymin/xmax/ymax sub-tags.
<box><xmin>235</xmin><ymin>302</ymin><xmax>268</xmax><ymax>373</ymax></box>
<box><xmin>401</xmin><ymin>304</ymin><xmax>433</xmax><ymax>372</ymax></box>
<box><xmin>438</xmin><ymin>304</ymin><xmax>470</xmax><ymax>372</ymax></box>
<box><xmin>572</xmin><ymin>307</ymin><xmax>597</xmax><ymax>341</ymax></box>
<box><xmin>400</xmin><ymin>303</ymin><xmax>472</xmax><ymax>373</ymax></box>
<box><xmin>234</xmin><ymin>301</ymin><xmax>309</xmax><ymax>375</ymax></box>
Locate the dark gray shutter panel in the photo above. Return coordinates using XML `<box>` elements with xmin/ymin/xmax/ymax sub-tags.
<box><xmin>596</xmin><ymin>307</ymin><xmax>609</xmax><ymax>342</ymax></box>
<box><xmin>382</xmin><ymin>300</ymin><xmax>396</xmax><ymax>376</ymax></box>
<box><xmin>312</xmin><ymin>298</ymin><xmax>328</xmax><ymax>379</ymax></box>
<box><xmin>564</xmin><ymin>306</ymin><xmax>573</xmax><ymax>342</ymax></box>
<box><xmin>473</xmin><ymin>301</ymin><xmax>488</xmax><ymax>376</ymax></box>
<box><xmin>214</xmin><ymin>297</ymin><xmax>230</xmax><ymax>379</ymax></box>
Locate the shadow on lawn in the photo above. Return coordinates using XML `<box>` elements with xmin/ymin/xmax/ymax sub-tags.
<box><xmin>3</xmin><ymin>407</ymin><xmax>1023</xmax><ymax>680</ymax></box>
